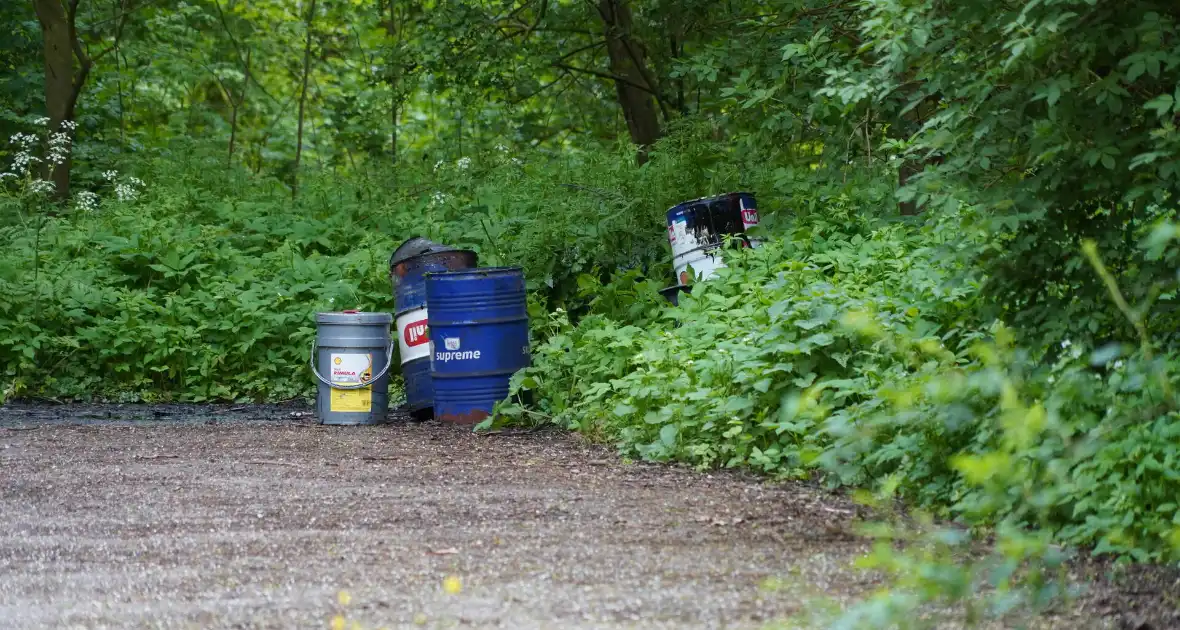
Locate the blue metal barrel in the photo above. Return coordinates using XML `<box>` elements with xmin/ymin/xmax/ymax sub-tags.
<box><xmin>389</xmin><ymin>239</ymin><xmax>477</xmax><ymax>417</ymax></box>
<box><xmin>424</xmin><ymin>267</ymin><xmax>530</xmax><ymax>425</ymax></box>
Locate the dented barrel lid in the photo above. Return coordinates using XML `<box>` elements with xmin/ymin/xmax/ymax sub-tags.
<box><xmin>390</xmin><ymin>236</ymin><xmax>461</xmax><ymax>268</ymax></box>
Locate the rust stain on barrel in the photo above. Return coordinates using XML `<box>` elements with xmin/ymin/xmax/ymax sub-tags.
<box><xmin>437</xmin><ymin>409</ymin><xmax>491</xmax><ymax>425</ymax></box>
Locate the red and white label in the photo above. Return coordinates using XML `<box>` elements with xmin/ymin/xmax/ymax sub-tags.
<box><xmin>396</xmin><ymin>308</ymin><xmax>431</xmax><ymax>364</ymax></box>
<box><xmin>403</xmin><ymin>319</ymin><xmax>428</xmax><ymax>347</ymax></box>
<box><xmin>741</xmin><ymin>208</ymin><xmax>760</xmax><ymax>228</ymax></box>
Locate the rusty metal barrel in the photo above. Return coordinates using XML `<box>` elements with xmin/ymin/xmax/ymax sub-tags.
<box><xmin>425</xmin><ymin>267</ymin><xmax>530</xmax><ymax>425</ymax></box>
<box><xmin>389</xmin><ymin>237</ymin><xmax>477</xmax><ymax>418</ymax></box>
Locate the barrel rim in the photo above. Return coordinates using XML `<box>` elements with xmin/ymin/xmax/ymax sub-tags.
<box><xmin>665</xmin><ymin>191</ymin><xmax>756</xmax><ymax>216</ymax></box>
<box><xmin>389</xmin><ymin>248</ymin><xmax>478</xmax><ymax>272</ymax></box>
<box><xmin>424</xmin><ymin>266</ymin><xmax>524</xmax><ymax>279</ymax></box>
<box><xmin>394</xmin><ymin>304</ymin><xmax>429</xmax><ymax>318</ymax></box>
<box><xmin>315</xmin><ymin>311</ymin><xmax>394</xmax><ymax>324</ymax></box>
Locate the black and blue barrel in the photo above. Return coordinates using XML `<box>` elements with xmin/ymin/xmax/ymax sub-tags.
<box><xmin>664</xmin><ymin>192</ymin><xmax>761</xmax><ymax>296</ymax></box>
<box><xmin>389</xmin><ymin>237</ymin><xmax>477</xmax><ymax>419</ymax></box>
<box><xmin>424</xmin><ymin>267</ymin><xmax>530</xmax><ymax>425</ymax></box>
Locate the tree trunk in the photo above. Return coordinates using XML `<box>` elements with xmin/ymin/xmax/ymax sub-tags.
<box><xmin>896</xmin><ymin>95</ymin><xmax>942</xmax><ymax>216</ymax></box>
<box><xmin>227</xmin><ymin>49</ymin><xmax>250</xmax><ymax>167</ymax></box>
<box><xmin>597</xmin><ymin>0</ymin><xmax>661</xmax><ymax>162</ymax></box>
<box><xmin>387</xmin><ymin>0</ymin><xmax>398</xmax><ymax>165</ymax></box>
<box><xmin>898</xmin><ymin>161</ymin><xmax>921</xmax><ymax>216</ymax></box>
<box><xmin>293</xmin><ymin>0</ymin><xmax>316</xmax><ymax>198</ymax></box>
<box><xmin>33</xmin><ymin>0</ymin><xmax>86</xmax><ymax>199</ymax></box>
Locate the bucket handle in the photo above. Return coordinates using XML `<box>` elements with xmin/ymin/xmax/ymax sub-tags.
<box><xmin>309</xmin><ymin>342</ymin><xmax>395</xmax><ymax>390</ymax></box>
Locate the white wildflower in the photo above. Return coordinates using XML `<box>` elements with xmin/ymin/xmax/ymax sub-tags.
<box><xmin>115</xmin><ymin>182</ymin><xmax>139</xmax><ymax>202</ymax></box>
<box><xmin>1061</xmin><ymin>339</ymin><xmax>1071</xmax><ymax>349</ymax></box>
<box><xmin>430</xmin><ymin>191</ymin><xmax>449</xmax><ymax>206</ymax></box>
<box><xmin>28</xmin><ymin>179</ymin><xmax>55</xmax><ymax>195</ymax></box>
<box><xmin>109</xmin><ymin>173</ymin><xmax>145</xmax><ymax>202</ymax></box>
<box><xmin>510</xmin><ymin>157</ymin><xmax>523</xmax><ymax>166</ymax></box>
<box><xmin>74</xmin><ymin>191</ymin><xmax>100</xmax><ymax>212</ymax></box>
<box><xmin>0</xmin><ymin>172</ymin><xmax>15</xmax><ymax>180</ymax></box>
<box><xmin>33</xmin><ymin>116</ymin><xmax>50</xmax><ymax>127</ymax></box>
<box><xmin>456</xmin><ymin>156</ymin><xmax>471</xmax><ymax>170</ymax></box>
<box><xmin>1113</xmin><ymin>360</ymin><xmax>1124</xmax><ymax>369</ymax></box>
<box><xmin>433</xmin><ymin>160</ymin><xmax>444</xmax><ymax>172</ymax></box>
<box><xmin>47</xmin><ymin>130</ymin><xmax>71</xmax><ymax>166</ymax></box>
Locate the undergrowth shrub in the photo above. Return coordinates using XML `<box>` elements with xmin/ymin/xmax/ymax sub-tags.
<box><xmin>494</xmin><ymin>198</ymin><xmax>985</xmax><ymax>465</ymax></box>
<box><xmin>0</xmin><ymin>127</ymin><xmax>799</xmax><ymax>401</ymax></box>
<box><xmin>493</xmin><ymin>187</ymin><xmax>1180</xmax><ymax>566</ymax></box>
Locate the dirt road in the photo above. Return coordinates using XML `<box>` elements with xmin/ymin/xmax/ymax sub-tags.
<box><xmin>0</xmin><ymin>404</ymin><xmax>1174</xmax><ymax>629</ymax></box>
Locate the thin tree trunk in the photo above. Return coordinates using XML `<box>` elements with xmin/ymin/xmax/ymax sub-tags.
<box><xmin>387</xmin><ymin>0</ymin><xmax>398</xmax><ymax>164</ymax></box>
<box><xmin>897</xmin><ymin>95</ymin><xmax>942</xmax><ymax>215</ymax></box>
<box><xmin>596</xmin><ymin>0</ymin><xmax>661</xmax><ymax>163</ymax></box>
<box><xmin>293</xmin><ymin>0</ymin><xmax>316</xmax><ymax>198</ymax></box>
<box><xmin>114</xmin><ymin>19</ymin><xmax>125</xmax><ymax>147</ymax></box>
<box><xmin>227</xmin><ymin>49</ymin><xmax>250</xmax><ymax>166</ymax></box>
<box><xmin>391</xmin><ymin>102</ymin><xmax>398</xmax><ymax>164</ymax></box>
<box><xmin>33</xmin><ymin>0</ymin><xmax>84</xmax><ymax>199</ymax></box>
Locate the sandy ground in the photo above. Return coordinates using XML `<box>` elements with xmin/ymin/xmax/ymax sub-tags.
<box><xmin>0</xmin><ymin>403</ymin><xmax>1176</xmax><ymax>630</ymax></box>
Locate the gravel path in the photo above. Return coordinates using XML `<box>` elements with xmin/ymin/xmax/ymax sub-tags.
<box><xmin>0</xmin><ymin>404</ymin><xmax>1176</xmax><ymax>630</ymax></box>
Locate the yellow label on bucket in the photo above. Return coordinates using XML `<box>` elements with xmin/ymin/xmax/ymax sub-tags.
<box><xmin>330</xmin><ymin>386</ymin><xmax>372</xmax><ymax>413</ymax></box>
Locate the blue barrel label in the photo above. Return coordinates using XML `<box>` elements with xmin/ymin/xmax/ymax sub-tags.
<box><xmin>434</xmin><ymin>337</ymin><xmax>482</xmax><ymax>362</ymax></box>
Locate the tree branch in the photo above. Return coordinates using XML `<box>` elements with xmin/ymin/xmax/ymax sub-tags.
<box><xmin>511</xmin><ymin>72</ymin><xmax>568</xmax><ymax>104</ymax></box>
<box><xmin>90</xmin><ymin>0</ymin><xmax>131</xmax><ymax>64</ymax></box>
<box><xmin>552</xmin><ymin>61</ymin><xmax>659</xmax><ymax>97</ymax></box>
<box><xmin>65</xmin><ymin>0</ymin><xmax>92</xmax><ymax>117</ymax></box>
<box><xmin>212</xmin><ymin>0</ymin><xmax>281</xmax><ymax>105</ymax></box>
<box><xmin>83</xmin><ymin>0</ymin><xmax>166</xmax><ymax>30</ymax></box>
<box><xmin>520</xmin><ymin>0</ymin><xmax>548</xmax><ymax>43</ymax></box>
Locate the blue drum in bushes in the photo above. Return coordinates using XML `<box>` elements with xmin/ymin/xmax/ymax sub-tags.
<box><xmin>389</xmin><ymin>238</ymin><xmax>477</xmax><ymax>417</ymax></box>
<box><xmin>424</xmin><ymin>267</ymin><xmax>530</xmax><ymax>424</ymax></box>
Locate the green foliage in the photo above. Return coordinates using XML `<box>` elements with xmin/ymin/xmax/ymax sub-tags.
<box><xmin>9</xmin><ymin>0</ymin><xmax>1180</xmax><ymax>622</ymax></box>
<box><xmin>495</xmin><ymin>181</ymin><xmax>984</xmax><ymax>465</ymax></box>
<box><xmin>820</xmin><ymin>0</ymin><xmax>1180</xmax><ymax>348</ymax></box>
<box><xmin>492</xmin><ymin>172</ymin><xmax>1180</xmax><ymax>571</ymax></box>
<box><xmin>0</xmin><ymin>166</ymin><xmax>394</xmax><ymax>401</ymax></box>
<box><xmin>0</xmin><ymin>126</ymin><xmax>782</xmax><ymax>401</ymax></box>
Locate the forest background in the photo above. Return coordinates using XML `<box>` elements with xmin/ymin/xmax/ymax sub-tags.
<box><xmin>3</xmin><ymin>0</ymin><xmax>1180</xmax><ymax>624</ymax></box>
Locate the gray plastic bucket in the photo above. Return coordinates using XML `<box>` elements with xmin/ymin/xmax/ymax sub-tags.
<box><xmin>310</xmin><ymin>311</ymin><xmax>394</xmax><ymax>425</ymax></box>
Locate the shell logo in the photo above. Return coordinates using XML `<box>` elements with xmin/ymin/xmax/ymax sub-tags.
<box><xmin>333</xmin><ymin>357</ymin><xmax>342</xmax><ymax>365</ymax></box>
